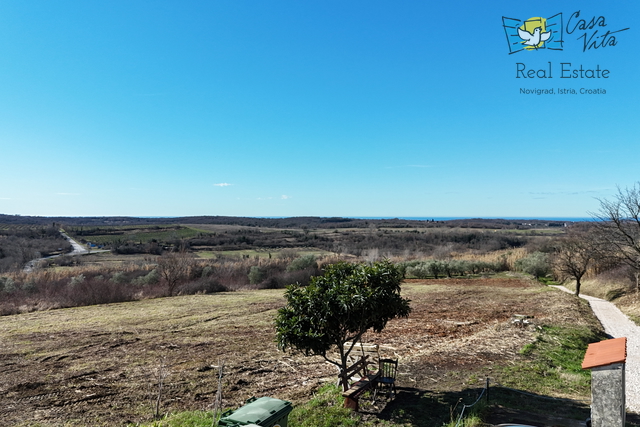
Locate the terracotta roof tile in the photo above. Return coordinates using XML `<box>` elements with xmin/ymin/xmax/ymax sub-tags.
<box><xmin>582</xmin><ymin>337</ymin><xmax>627</xmax><ymax>370</ymax></box>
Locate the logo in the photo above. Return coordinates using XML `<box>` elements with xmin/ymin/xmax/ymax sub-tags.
<box><xmin>503</xmin><ymin>14</ymin><xmax>564</xmax><ymax>54</ymax></box>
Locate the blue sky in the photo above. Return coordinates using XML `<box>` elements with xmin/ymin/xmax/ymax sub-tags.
<box><xmin>0</xmin><ymin>1</ymin><xmax>637</xmax><ymax>218</ymax></box>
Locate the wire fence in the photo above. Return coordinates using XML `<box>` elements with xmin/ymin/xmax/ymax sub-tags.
<box><xmin>454</xmin><ymin>380</ymin><xmax>487</xmax><ymax>427</ymax></box>
<box><xmin>453</xmin><ymin>378</ymin><xmax>591</xmax><ymax>427</ymax></box>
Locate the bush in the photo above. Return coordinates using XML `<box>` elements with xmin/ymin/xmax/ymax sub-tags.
<box><xmin>0</xmin><ymin>276</ymin><xmax>16</xmax><ymax>293</ymax></box>
<box><xmin>63</xmin><ymin>277</ymin><xmax>134</xmax><ymax>307</ymax></box>
<box><xmin>111</xmin><ymin>272</ymin><xmax>127</xmax><ymax>284</ymax></box>
<box><xmin>23</xmin><ymin>279</ymin><xmax>37</xmax><ymax>294</ymax></box>
<box><xmin>515</xmin><ymin>252</ymin><xmax>551</xmax><ymax>279</ymax></box>
<box><xmin>287</xmin><ymin>255</ymin><xmax>317</xmax><ymax>272</ymax></box>
<box><xmin>179</xmin><ymin>278</ymin><xmax>228</xmax><ymax>294</ymax></box>
<box><xmin>405</xmin><ymin>263</ymin><xmax>431</xmax><ymax>279</ymax></box>
<box><xmin>132</xmin><ymin>268</ymin><xmax>160</xmax><ymax>286</ymax></box>
<box><xmin>68</xmin><ymin>274</ymin><xmax>86</xmax><ymax>288</ymax></box>
<box><xmin>248</xmin><ymin>266</ymin><xmax>265</xmax><ymax>285</ymax></box>
<box><xmin>201</xmin><ymin>266</ymin><xmax>214</xmax><ymax>278</ymax></box>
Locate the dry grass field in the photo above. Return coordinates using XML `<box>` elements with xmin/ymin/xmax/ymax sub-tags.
<box><xmin>0</xmin><ymin>277</ymin><xmax>601</xmax><ymax>426</ymax></box>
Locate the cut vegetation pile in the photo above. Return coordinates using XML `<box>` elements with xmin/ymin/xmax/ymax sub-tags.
<box><xmin>0</xmin><ymin>277</ymin><xmax>605</xmax><ymax>426</ymax></box>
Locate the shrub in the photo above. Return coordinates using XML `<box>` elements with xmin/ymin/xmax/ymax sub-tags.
<box><xmin>23</xmin><ymin>279</ymin><xmax>37</xmax><ymax>294</ymax></box>
<box><xmin>63</xmin><ymin>276</ymin><xmax>134</xmax><ymax>307</ymax></box>
<box><xmin>68</xmin><ymin>274</ymin><xmax>86</xmax><ymax>288</ymax></box>
<box><xmin>248</xmin><ymin>266</ymin><xmax>265</xmax><ymax>285</ymax></box>
<box><xmin>133</xmin><ymin>269</ymin><xmax>157</xmax><ymax>287</ymax></box>
<box><xmin>147</xmin><ymin>268</ymin><xmax>160</xmax><ymax>284</ymax></box>
<box><xmin>515</xmin><ymin>252</ymin><xmax>552</xmax><ymax>279</ymax></box>
<box><xmin>0</xmin><ymin>276</ymin><xmax>16</xmax><ymax>293</ymax></box>
<box><xmin>179</xmin><ymin>278</ymin><xmax>228</xmax><ymax>294</ymax></box>
<box><xmin>405</xmin><ymin>263</ymin><xmax>430</xmax><ymax>279</ymax></box>
<box><xmin>201</xmin><ymin>265</ymin><xmax>214</xmax><ymax>278</ymax></box>
<box><xmin>287</xmin><ymin>255</ymin><xmax>317</xmax><ymax>272</ymax></box>
<box><xmin>111</xmin><ymin>272</ymin><xmax>127</xmax><ymax>284</ymax></box>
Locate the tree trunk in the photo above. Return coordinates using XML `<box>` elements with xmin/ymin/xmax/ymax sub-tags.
<box><xmin>339</xmin><ymin>349</ymin><xmax>349</xmax><ymax>392</ymax></box>
<box><xmin>575</xmin><ymin>277</ymin><xmax>581</xmax><ymax>296</ymax></box>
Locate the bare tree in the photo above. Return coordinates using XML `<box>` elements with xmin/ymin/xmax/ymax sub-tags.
<box><xmin>150</xmin><ymin>356</ymin><xmax>170</xmax><ymax>420</ymax></box>
<box><xmin>553</xmin><ymin>228</ymin><xmax>597</xmax><ymax>296</ymax></box>
<box><xmin>157</xmin><ymin>247</ymin><xmax>193</xmax><ymax>296</ymax></box>
<box><xmin>592</xmin><ymin>183</ymin><xmax>640</xmax><ymax>292</ymax></box>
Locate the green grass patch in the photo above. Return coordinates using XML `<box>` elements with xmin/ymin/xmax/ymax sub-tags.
<box><xmin>132</xmin><ymin>384</ymin><xmax>381</xmax><ymax>427</ymax></box>
<box><xmin>68</xmin><ymin>225</ymin><xmax>209</xmax><ymax>245</ymax></box>
<box><xmin>483</xmin><ymin>324</ymin><xmax>605</xmax><ymax>422</ymax></box>
<box><xmin>537</xmin><ymin>277</ymin><xmax>561</xmax><ymax>286</ymax></box>
<box><xmin>500</xmin><ymin>325</ymin><xmax>605</xmax><ymax>398</ymax></box>
<box><xmin>288</xmin><ymin>383</ymin><xmax>362</xmax><ymax>427</ymax></box>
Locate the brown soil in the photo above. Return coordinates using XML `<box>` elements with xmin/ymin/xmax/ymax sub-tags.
<box><xmin>0</xmin><ymin>277</ymin><xmax>591</xmax><ymax>426</ymax></box>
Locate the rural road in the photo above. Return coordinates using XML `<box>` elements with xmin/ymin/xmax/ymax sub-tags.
<box><xmin>552</xmin><ymin>285</ymin><xmax>640</xmax><ymax>413</ymax></box>
<box><xmin>23</xmin><ymin>231</ymin><xmax>89</xmax><ymax>272</ymax></box>
<box><xmin>60</xmin><ymin>231</ymin><xmax>89</xmax><ymax>256</ymax></box>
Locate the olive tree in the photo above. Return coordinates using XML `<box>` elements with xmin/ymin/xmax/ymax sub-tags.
<box><xmin>275</xmin><ymin>260</ymin><xmax>411</xmax><ymax>391</ymax></box>
<box><xmin>515</xmin><ymin>251</ymin><xmax>552</xmax><ymax>279</ymax></box>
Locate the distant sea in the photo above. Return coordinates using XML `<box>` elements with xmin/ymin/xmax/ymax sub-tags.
<box><xmin>352</xmin><ymin>217</ymin><xmax>594</xmax><ymax>222</ymax></box>
<box><xmin>138</xmin><ymin>216</ymin><xmax>595</xmax><ymax>222</ymax></box>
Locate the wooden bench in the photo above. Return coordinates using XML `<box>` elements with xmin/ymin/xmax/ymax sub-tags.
<box><xmin>340</xmin><ymin>355</ymin><xmax>380</xmax><ymax>411</ymax></box>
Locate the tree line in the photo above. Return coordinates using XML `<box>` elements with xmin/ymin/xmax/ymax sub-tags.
<box><xmin>0</xmin><ymin>226</ymin><xmax>71</xmax><ymax>273</ymax></box>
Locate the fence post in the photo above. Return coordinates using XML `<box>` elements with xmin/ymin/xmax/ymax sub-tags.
<box><xmin>485</xmin><ymin>378</ymin><xmax>489</xmax><ymax>404</ymax></box>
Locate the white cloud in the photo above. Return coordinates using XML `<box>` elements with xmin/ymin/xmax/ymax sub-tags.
<box><xmin>254</xmin><ymin>195</ymin><xmax>292</xmax><ymax>200</ymax></box>
<box><xmin>213</xmin><ymin>183</ymin><xmax>232</xmax><ymax>187</ymax></box>
<box><xmin>0</xmin><ymin>197</ymin><xmax>11</xmax><ymax>200</ymax></box>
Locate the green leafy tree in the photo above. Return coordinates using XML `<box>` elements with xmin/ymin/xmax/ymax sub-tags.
<box><xmin>275</xmin><ymin>260</ymin><xmax>411</xmax><ymax>391</ymax></box>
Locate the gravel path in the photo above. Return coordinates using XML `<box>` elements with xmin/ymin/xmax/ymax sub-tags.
<box><xmin>23</xmin><ymin>232</ymin><xmax>90</xmax><ymax>272</ymax></box>
<box><xmin>552</xmin><ymin>285</ymin><xmax>640</xmax><ymax>413</ymax></box>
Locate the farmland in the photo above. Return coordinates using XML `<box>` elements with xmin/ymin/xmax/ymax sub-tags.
<box><xmin>0</xmin><ymin>277</ymin><xmax>607</xmax><ymax>426</ymax></box>
<box><xmin>3</xmin><ymin>214</ymin><xmax>638</xmax><ymax>426</ymax></box>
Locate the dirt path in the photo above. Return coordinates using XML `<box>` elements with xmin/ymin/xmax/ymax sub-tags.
<box><xmin>552</xmin><ymin>285</ymin><xmax>640</xmax><ymax>413</ymax></box>
<box><xmin>23</xmin><ymin>231</ymin><xmax>89</xmax><ymax>272</ymax></box>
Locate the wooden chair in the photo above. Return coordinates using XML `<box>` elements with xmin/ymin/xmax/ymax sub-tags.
<box><xmin>375</xmin><ymin>358</ymin><xmax>398</xmax><ymax>399</ymax></box>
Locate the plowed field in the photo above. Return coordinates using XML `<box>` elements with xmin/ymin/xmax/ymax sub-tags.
<box><xmin>0</xmin><ymin>277</ymin><xmax>592</xmax><ymax>426</ymax></box>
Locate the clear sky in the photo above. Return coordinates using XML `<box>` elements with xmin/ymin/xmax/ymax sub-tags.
<box><xmin>0</xmin><ymin>1</ymin><xmax>638</xmax><ymax>218</ymax></box>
